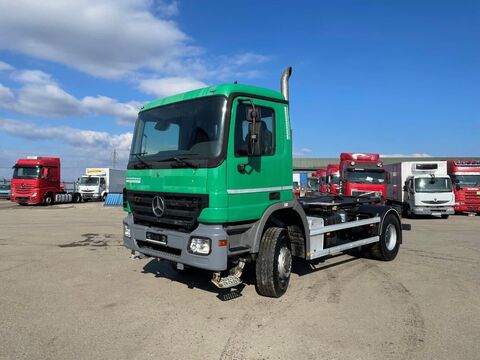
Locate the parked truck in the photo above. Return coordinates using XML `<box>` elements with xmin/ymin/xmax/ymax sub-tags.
<box><xmin>326</xmin><ymin>163</ymin><xmax>340</xmax><ymax>194</ymax></box>
<box><xmin>447</xmin><ymin>160</ymin><xmax>480</xmax><ymax>214</ymax></box>
<box><xmin>10</xmin><ymin>157</ymin><xmax>81</xmax><ymax>205</ymax></box>
<box><xmin>312</xmin><ymin>168</ymin><xmax>327</xmax><ymax>193</ymax></box>
<box><xmin>122</xmin><ymin>67</ymin><xmax>405</xmax><ymax>297</ymax></box>
<box><xmin>79</xmin><ymin>168</ymin><xmax>125</xmax><ymax>201</ymax></box>
<box><xmin>0</xmin><ymin>179</ymin><xmax>10</xmax><ymax>200</ymax></box>
<box><xmin>385</xmin><ymin>161</ymin><xmax>454</xmax><ymax>218</ymax></box>
<box><xmin>339</xmin><ymin>153</ymin><xmax>386</xmax><ymax>200</ymax></box>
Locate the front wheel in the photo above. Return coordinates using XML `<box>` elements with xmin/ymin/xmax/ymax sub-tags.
<box><xmin>102</xmin><ymin>193</ymin><xmax>107</xmax><ymax>202</ymax></box>
<box><xmin>255</xmin><ymin>227</ymin><xmax>292</xmax><ymax>298</ymax></box>
<box><xmin>44</xmin><ymin>193</ymin><xmax>54</xmax><ymax>206</ymax></box>
<box><xmin>370</xmin><ymin>214</ymin><xmax>401</xmax><ymax>261</ymax></box>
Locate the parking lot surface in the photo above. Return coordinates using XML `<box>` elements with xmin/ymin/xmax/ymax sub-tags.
<box><xmin>0</xmin><ymin>201</ymin><xmax>479</xmax><ymax>360</ymax></box>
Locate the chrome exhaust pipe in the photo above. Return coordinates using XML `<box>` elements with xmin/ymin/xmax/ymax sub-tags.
<box><xmin>280</xmin><ymin>66</ymin><xmax>292</xmax><ymax>101</ymax></box>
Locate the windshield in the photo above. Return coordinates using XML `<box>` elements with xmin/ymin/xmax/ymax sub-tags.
<box><xmin>451</xmin><ymin>175</ymin><xmax>480</xmax><ymax>188</ymax></box>
<box><xmin>80</xmin><ymin>177</ymin><xmax>99</xmax><ymax>185</ymax></box>
<box><xmin>347</xmin><ymin>170</ymin><xmax>385</xmax><ymax>184</ymax></box>
<box><xmin>307</xmin><ymin>178</ymin><xmax>319</xmax><ymax>190</ymax></box>
<box><xmin>129</xmin><ymin>96</ymin><xmax>227</xmax><ymax>169</ymax></box>
<box><xmin>415</xmin><ymin>177</ymin><xmax>452</xmax><ymax>193</ymax></box>
<box><xmin>0</xmin><ymin>184</ymin><xmax>9</xmax><ymax>190</ymax></box>
<box><xmin>13</xmin><ymin>166</ymin><xmax>40</xmax><ymax>179</ymax></box>
<box><xmin>328</xmin><ymin>174</ymin><xmax>340</xmax><ymax>185</ymax></box>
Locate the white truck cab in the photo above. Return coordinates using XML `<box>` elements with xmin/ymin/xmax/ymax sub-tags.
<box><xmin>386</xmin><ymin>161</ymin><xmax>455</xmax><ymax>218</ymax></box>
<box><xmin>79</xmin><ymin>168</ymin><xmax>125</xmax><ymax>201</ymax></box>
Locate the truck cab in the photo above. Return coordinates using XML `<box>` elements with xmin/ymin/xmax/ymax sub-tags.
<box><xmin>447</xmin><ymin>160</ymin><xmax>480</xmax><ymax>214</ymax></box>
<box><xmin>339</xmin><ymin>153</ymin><xmax>386</xmax><ymax>200</ymax></box>
<box><xmin>10</xmin><ymin>157</ymin><xmax>60</xmax><ymax>205</ymax></box>
<box><xmin>326</xmin><ymin>164</ymin><xmax>340</xmax><ymax>194</ymax></box>
<box><xmin>386</xmin><ymin>161</ymin><xmax>455</xmax><ymax>218</ymax></box>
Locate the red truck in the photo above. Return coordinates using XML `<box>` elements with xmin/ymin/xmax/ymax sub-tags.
<box><xmin>447</xmin><ymin>160</ymin><xmax>480</xmax><ymax>214</ymax></box>
<box><xmin>312</xmin><ymin>168</ymin><xmax>327</xmax><ymax>193</ymax></box>
<box><xmin>339</xmin><ymin>153</ymin><xmax>386</xmax><ymax>200</ymax></box>
<box><xmin>11</xmin><ymin>157</ymin><xmax>81</xmax><ymax>205</ymax></box>
<box><xmin>326</xmin><ymin>163</ymin><xmax>340</xmax><ymax>194</ymax></box>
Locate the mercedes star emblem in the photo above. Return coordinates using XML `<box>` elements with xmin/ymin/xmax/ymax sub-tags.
<box><xmin>152</xmin><ymin>195</ymin><xmax>165</xmax><ymax>217</ymax></box>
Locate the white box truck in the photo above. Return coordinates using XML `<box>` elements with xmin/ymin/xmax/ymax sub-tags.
<box><xmin>385</xmin><ymin>161</ymin><xmax>454</xmax><ymax>218</ymax></box>
<box><xmin>79</xmin><ymin>168</ymin><xmax>125</xmax><ymax>201</ymax></box>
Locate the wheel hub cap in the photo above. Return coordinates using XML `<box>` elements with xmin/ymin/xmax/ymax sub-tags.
<box><xmin>278</xmin><ymin>247</ymin><xmax>292</xmax><ymax>280</ymax></box>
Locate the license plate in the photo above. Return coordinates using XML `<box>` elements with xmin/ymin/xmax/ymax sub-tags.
<box><xmin>432</xmin><ymin>212</ymin><xmax>441</xmax><ymax>216</ymax></box>
<box><xmin>146</xmin><ymin>232</ymin><xmax>167</xmax><ymax>245</ymax></box>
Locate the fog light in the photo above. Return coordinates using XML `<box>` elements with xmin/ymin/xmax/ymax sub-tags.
<box><xmin>124</xmin><ymin>224</ymin><xmax>131</xmax><ymax>238</ymax></box>
<box><xmin>188</xmin><ymin>237</ymin><xmax>211</xmax><ymax>255</ymax></box>
<box><xmin>375</xmin><ymin>192</ymin><xmax>382</xmax><ymax>197</ymax></box>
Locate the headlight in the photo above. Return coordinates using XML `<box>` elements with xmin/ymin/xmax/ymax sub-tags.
<box><xmin>31</xmin><ymin>192</ymin><xmax>37</xmax><ymax>197</ymax></box>
<box><xmin>124</xmin><ymin>224</ymin><xmax>131</xmax><ymax>238</ymax></box>
<box><xmin>188</xmin><ymin>237</ymin><xmax>211</xmax><ymax>255</ymax></box>
<box><xmin>375</xmin><ymin>192</ymin><xmax>381</xmax><ymax>197</ymax></box>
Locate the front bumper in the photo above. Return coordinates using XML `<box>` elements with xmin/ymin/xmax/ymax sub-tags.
<box><xmin>123</xmin><ymin>214</ymin><xmax>228</xmax><ymax>271</ymax></box>
<box><xmin>413</xmin><ymin>206</ymin><xmax>455</xmax><ymax>216</ymax></box>
<box><xmin>80</xmin><ymin>193</ymin><xmax>101</xmax><ymax>200</ymax></box>
<box><xmin>454</xmin><ymin>204</ymin><xmax>480</xmax><ymax>213</ymax></box>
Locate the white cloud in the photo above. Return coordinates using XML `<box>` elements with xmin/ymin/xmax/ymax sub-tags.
<box><xmin>1</xmin><ymin>69</ymin><xmax>142</xmax><ymax>123</ymax></box>
<box><xmin>138</xmin><ymin>77</ymin><xmax>208</xmax><ymax>98</ymax></box>
<box><xmin>381</xmin><ymin>153</ymin><xmax>432</xmax><ymax>158</ymax></box>
<box><xmin>0</xmin><ymin>61</ymin><xmax>14</xmax><ymax>71</ymax></box>
<box><xmin>0</xmin><ymin>117</ymin><xmax>132</xmax><ymax>150</ymax></box>
<box><xmin>82</xmin><ymin>96</ymin><xmax>141</xmax><ymax>125</ymax></box>
<box><xmin>294</xmin><ymin>147</ymin><xmax>315</xmax><ymax>157</ymax></box>
<box><xmin>11</xmin><ymin>69</ymin><xmax>53</xmax><ymax>84</ymax></box>
<box><xmin>0</xmin><ymin>83</ymin><xmax>15</xmax><ymax>106</ymax></box>
<box><xmin>0</xmin><ymin>0</ymin><xmax>193</xmax><ymax>79</ymax></box>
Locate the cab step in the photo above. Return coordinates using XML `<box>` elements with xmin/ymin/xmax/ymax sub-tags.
<box><xmin>211</xmin><ymin>259</ymin><xmax>246</xmax><ymax>289</ymax></box>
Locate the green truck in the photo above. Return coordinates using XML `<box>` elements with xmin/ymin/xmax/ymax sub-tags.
<box><xmin>122</xmin><ymin>67</ymin><xmax>404</xmax><ymax>297</ymax></box>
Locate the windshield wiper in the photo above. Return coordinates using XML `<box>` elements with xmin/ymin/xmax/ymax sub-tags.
<box><xmin>167</xmin><ymin>156</ymin><xmax>199</xmax><ymax>169</ymax></box>
<box><xmin>131</xmin><ymin>152</ymin><xmax>152</xmax><ymax>169</ymax></box>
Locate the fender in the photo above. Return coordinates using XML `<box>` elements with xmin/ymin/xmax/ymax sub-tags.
<box><xmin>243</xmin><ymin>200</ymin><xmax>310</xmax><ymax>254</ymax></box>
<box><xmin>355</xmin><ymin>205</ymin><xmax>403</xmax><ymax>243</ymax></box>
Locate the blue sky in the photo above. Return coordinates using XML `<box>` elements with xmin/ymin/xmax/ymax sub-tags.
<box><xmin>0</xmin><ymin>0</ymin><xmax>479</xmax><ymax>179</ymax></box>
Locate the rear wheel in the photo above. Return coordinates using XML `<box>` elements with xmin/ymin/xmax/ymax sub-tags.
<box><xmin>255</xmin><ymin>227</ymin><xmax>292</xmax><ymax>298</ymax></box>
<box><xmin>370</xmin><ymin>214</ymin><xmax>401</xmax><ymax>261</ymax></box>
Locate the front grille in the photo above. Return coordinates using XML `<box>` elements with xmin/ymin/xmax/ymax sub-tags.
<box><xmin>422</xmin><ymin>200</ymin><xmax>449</xmax><ymax>205</ymax></box>
<box><xmin>13</xmin><ymin>183</ymin><xmax>33</xmax><ymax>195</ymax></box>
<box><xmin>465</xmin><ymin>191</ymin><xmax>480</xmax><ymax>205</ymax></box>
<box><xmin>126</xmin><ymin>190</ymin><xmax>209</xmax><ymax>232</ymax></box>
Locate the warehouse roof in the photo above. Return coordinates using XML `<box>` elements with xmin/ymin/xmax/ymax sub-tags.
<box><xmin>293</xmin><ymin>157</ymin><xmax>480</xmax><ymax>171</ymax></box>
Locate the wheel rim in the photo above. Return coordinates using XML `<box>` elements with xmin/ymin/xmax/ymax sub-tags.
<box><xmin>385</xmin><ymin>223</ymin><xmax>397</xmax><ymax>251</ymax></box>
<box><xmin>46</xmin><ymin>196</ymin><xmax>51</xmax><ymax>205</ymax></box>
<box><xmin>277</xmin><ymin>246</ymin><xmax>292</xmax><ymax>281</ymax></box>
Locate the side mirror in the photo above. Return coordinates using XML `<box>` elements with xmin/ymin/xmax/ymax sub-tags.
<box><xmin>247</xmin><ymin>121</ymin><xmax>263</xmax><ymax>156</ymax></box>
<box><xmin>456</xmin><ymin>185</ymin><xmax>461</xmax><ymax>191</ymax></box>
<box><xmin>402</xmin><ymin>185</ymin><xmax>407</xmax><ymax>191</ymax></box>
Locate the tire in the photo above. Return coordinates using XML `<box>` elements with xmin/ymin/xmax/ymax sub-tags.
<box><xmin>255</xmin><ymin>227</ymin><xmax>292</xmax><ymax>298</ymax></box>
<box><xmin>370</xmin><ymin>214</ymin><xmax>401</xmax><ymax>261</ymax></box>
<box><xmin>441</xmin><ymin>215</ymin><xmax>449</xmax><ymax>219</ymax></box>
<box><xmin>44</xmin><ymin>193</ymin><xmax>54</xmax><ymax>206</ymax></box>
<box><xmin>102</xmin><ymin>193</ymin><xmax>107</xmax><ymax>202</ymax></box>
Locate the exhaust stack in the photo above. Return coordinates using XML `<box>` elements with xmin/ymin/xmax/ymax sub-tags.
<box><xmin>280</xmin><ymin>66</ymin><xmax>292</xmax><ymax>101</ymax></box>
